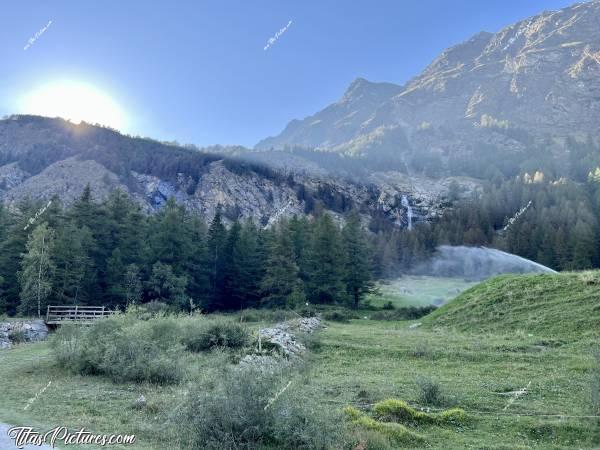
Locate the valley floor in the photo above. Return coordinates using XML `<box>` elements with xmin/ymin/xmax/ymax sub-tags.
<box><xmin>0</xmin><ymin>320</ymin><xmax>598</xmax><ymax>449</ymax></box>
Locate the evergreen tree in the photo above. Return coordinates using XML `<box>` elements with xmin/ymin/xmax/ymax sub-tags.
<box><xmin>261</xmin><ymin>225</ymin><xmax>304</xmax><ymax>308</ymax></box>
<box><xmin>53</xmin><ymin>224</ymin><xmax>95</xmax><ymax>305</ymax></box>
<box><xmin>305</xmin><ymin>213</ymin><xmax>345</xmax><ymax>304</ymax></box>
<box><xmin>147</xmin><ymin>262</ymin><xmax>188</xmax><ymax>309</ymax></box>
<box><xmin>206</xmin><ymin>207</ymin><xmax>227</xmax><ymax>310</ymax></box>
<box><xmin>124</xmin><ymin>264</ymin><xmax>142</xmax><ymax>306</ymax></box>
<box><xmin>342</xmin><ymin>212</ymin><xmax>375</xmax><ymax>308</ymax></box>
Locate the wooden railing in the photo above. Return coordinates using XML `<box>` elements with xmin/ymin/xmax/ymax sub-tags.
<box><xmin>45</xmin><ymin>305</ymin><xmax>115</xmax><ymax>325</ymax></box>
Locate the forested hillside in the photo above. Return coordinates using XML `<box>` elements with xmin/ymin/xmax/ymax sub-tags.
<box><xmin>0</xmin><ymin>187</ymin><xmax>374</xmax><ymax>316</ymax></box>
<box><xmin>371</xmin><ymin>170</ymin><xmax>600</xmax><ymax>276</ymax></box>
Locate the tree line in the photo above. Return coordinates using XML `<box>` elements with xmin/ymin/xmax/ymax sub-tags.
<box><xmin>370</xmin><ymin>170</ymin><xmax>600</xmax><ymax>276</ymax></box>
<box><xmin>0</xmin><ymin>186</ymin><xmax>374</xmax><ymax>316</ymax></box>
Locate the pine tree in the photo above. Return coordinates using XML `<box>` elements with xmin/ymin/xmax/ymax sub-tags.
<box><xmin>53</xmin><ymin>224</ymin><xmax>95</xmax><ymax>305</ymax></box>
<box><xmin>305</xmin><ymin>213</ymin><xmax>345</xmax><ymax>304</ymax></box>
<box><xmin>261</xmin><ymin>225</ymin><xmax>304</xmax><ymax>308</ymax></box>
<box><xmin>206</xmin><ymin>207</ymin><xmax>227</xmax><ymax>310</ymax></box>
<box><xmin>342</xmin><ymin>212</ymin><xmax>375</xmax><ymax>308</ymax></box>
<box><xmin>106</xmin><ymin>248</ymin><xmax>126</xmax><ymax>307</ymax></box>
<box><xmin>147</xmin><ymin>262</ymin><xmax>188</xmax><ymax>309</ymax></box>
<box><xmin>183</xmin><ymin>215</ymin><xmax>210</xmax><ymax>309</ymax></box>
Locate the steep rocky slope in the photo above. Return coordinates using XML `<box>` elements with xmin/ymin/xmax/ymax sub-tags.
<box><xmin>0</xmin><ymin>115</ymin><xmax>469</xmax><ymax>227</ymax></box>
<box><xmin>257</xmin><ymin>0</ymin><xmax>600</xmax><ymax>160</ymax></box>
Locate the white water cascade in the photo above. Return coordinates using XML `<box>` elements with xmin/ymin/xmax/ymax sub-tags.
<box><xmin>401</xmin><ymin>195</ymin><xmax>413</xmax><ymax>230</ymax></box>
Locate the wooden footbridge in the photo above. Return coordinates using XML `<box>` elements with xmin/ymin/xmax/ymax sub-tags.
<box><xmin>45</xmin><ymin>305</ymin><xmax>115</xmax><ymax>325</ymax></box>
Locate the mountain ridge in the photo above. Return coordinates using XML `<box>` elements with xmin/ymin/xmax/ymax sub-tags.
<box><xmin>256</xmin><ymin>0</ymin><xmax>600</xmax><ymax>168</ymax></box>
<box><xmin>0</xmin><ymin>115</ymin><xmax>471</xmax><ymax>228</ymax></box>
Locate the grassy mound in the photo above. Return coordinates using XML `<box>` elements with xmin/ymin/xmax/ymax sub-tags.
<box><xmin>423</xmin><ymin>271</ymin><xmax>600</xmax><ymax>340</ymax></box>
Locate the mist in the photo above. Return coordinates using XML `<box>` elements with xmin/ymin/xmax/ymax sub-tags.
<box><xmin>413</xmin><ymin>245</ymin><xmax>557</xmax><ymax>281</ymax></box>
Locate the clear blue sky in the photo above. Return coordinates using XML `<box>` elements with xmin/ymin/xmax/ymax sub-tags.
<box><xmin>0</xmin><ymin>0</ymin><xmax>577</xmax><ymax>147</ymax></box>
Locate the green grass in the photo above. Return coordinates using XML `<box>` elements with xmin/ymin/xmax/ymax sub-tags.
<box><xmin>368</xmin><ymin>276</ymin><xmax>477</xmax><ymax>308</ymax></box>
<box><xmin>423</xmin><ymin>271</ymin><xmax>600</xmax><ymax>340</ymax></box>
<box><xmin>307</xmin><ymin>320</ymin><xmax>599</xmax><ymax>449</ymax></box>
<box><xmin>1</xmin><ymin>272</ymin><xmax>599</xmax><ymax>448</ymax></box>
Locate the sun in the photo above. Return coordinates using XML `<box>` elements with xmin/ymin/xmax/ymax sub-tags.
<box><xmin>19</xmin><ymin>80</ymin><xmax>127</xmax><ymax>131</ymax></box>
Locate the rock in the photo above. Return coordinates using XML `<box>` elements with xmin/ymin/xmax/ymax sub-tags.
<box><xmin>409</xmin><ymin>322</ymin><xmax>422</xmax><ymax>329</ymax></box>
<box><xmin>0</xmin><ymin>320</ymin><xmax>49</xmax><ymax>349</ymax></box>
<box><xmin>259</xmin><ymin>327</ymin><xmax>306</xmax><ymax>356</ymax></box>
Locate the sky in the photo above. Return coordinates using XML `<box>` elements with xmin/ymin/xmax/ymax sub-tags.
<box><xmin>0</xmin><ymin>0</ymin><xmax>578</xmax><ymax>147</ymax></box>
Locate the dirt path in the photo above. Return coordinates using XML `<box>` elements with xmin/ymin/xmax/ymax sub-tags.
<box><xmin>0</xmin><ymin>423</ymin><xmax>55</xmax><ymax>449</ymax></box>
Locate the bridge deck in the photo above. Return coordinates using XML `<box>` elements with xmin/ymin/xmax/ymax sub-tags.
<box><xmin>45</xmin><ymin>305</ymin><xmax>114</xmax><ymax>325</ymax></box>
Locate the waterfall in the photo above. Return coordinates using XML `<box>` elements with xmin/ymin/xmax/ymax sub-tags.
<box><xmin>401</xmin><ymin>195</ymin><xmax>413</xmax><ymax>230</ymax></box>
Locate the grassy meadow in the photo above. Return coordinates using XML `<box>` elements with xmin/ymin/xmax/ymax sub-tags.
<box><xmin>367</xmin><ymin>276</ymin><xmax>476</xmax><ymax>308</ymax></box>
<box><xmin>0</xmin><ymin>273</ymin><xmax>598</xmax><ymax>449</ymax></box>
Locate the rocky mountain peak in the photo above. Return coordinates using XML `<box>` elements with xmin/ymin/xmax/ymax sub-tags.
<box><xmin>257</xmin><ymin>0</ymin><xmax>600</xmax><ymax>160</ymax></box>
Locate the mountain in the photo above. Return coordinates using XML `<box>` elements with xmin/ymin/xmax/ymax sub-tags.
<box><xmin>0</xmin><ymin>115</ymin><xmax>469</xmax><ymax>227</ymax></box>
<box><xmin>256</xmin><ymin>0</ymin><xmax>600</xmax><ymax>175</ymax></box>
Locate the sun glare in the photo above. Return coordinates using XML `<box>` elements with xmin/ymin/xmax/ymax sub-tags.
<box><xmin>19</xmin><ymin>80</ymin><xmax>127</xmax><ymax>130</ymax></box>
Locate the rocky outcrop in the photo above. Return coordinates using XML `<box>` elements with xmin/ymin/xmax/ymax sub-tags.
<box><xmin>0</xmin><ymin>116</ymin><xmax>451</xmax><ymax>229</ymax></box>
<box><xmin>258</xmin><ymin>317</ymin><xmax>322</xmax><ymax>356</ymax></box>
<box><xmin>0</xmin><ymin>320</ymin><xmax>49</xmax><ymax>349</ymax></box>
<box><xmin>238</xmin><ymin>317</ymin><xmax>323</xmax><ymax>372</ymax></box>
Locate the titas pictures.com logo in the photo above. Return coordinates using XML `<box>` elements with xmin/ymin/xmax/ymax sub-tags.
<box><xmin>7</xmin><ymin>426</ymin><xmax>136</xmax><ymax>448</ymax></box>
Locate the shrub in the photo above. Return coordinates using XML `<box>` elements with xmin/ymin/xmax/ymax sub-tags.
<box><xmin>134</xmin><ymin>301</ymin><xmax>172</xmax><ymax>320</ymax></box>
<box><xmin>296</xmin><ymin>305</ymin><xmax>318</xmax><ymax>318</ymax></box>
<box><xmin>182</xmin><ymin>319</ymin><xmax>250</xmax><ymax>352</ymax></box>
<box><xmin>51</xmin><ymin>315</ymin><xmax>185</xmax><ymax>384</ymax></box>
<box><xmin>8</xmin><ymin>329</ymin><xmax>27</xmax><ymax>344</ymax></box>
<box><xmin>322</xmin><ymin>308</ymin><xmax>359</xmax><ymax>323</ymax></box>
<box><xmin>176</xmin><ymin>367</ymin><xmax>344</xmax><ymax>449</ymax></box>
<box><xmin>369</xmin><ymin>305</ymin><xmax>437</xmax><ymax>321</ymax></box>
<box><xmin>382</xmin><ymin>301</ymin><xmax>395</xmax><ymax>310</ymax></box>
<box><xmin>416</xmin><ymin>376</ymin><xmax>446</xmax><ymax>406</ymax></box>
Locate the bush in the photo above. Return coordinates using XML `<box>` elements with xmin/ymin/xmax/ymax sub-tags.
<box><xmin>382</xmin><ymin>301</ymin><xmax>395</xmax><ymax>310</ymax></box>
<box><xmin>369</xmin><ymin>305</ymin><xmax>437</xmax><ymax>321</ymax></box>
<box><xmin>51</xmin><ymin>315</ymin><xmax>185</xmax><ymax>384</ymax></box>
<box><xmin>296</xmin><ymin>305</ymin><xmax>318</xmax><ymax>318</ymax></box>
<box><xmin>322</xmin><ymin>308</ymin><xmax>359</xmax><ymax>323</ymax></box>
<box><xmin>132</xmin><ymin>301</ymin><xmax>172</xmax><ymax>320</ymax></box>
<box><xmin>182</xmin><ymin>319</ymin><xmax>250</xmax><ymax>352</ymax></box>
<box><xmin>175</xmin><ymin>367</ymin><xmax>345</xmax><ymax>449</ymax></box>
<box><xmin>416</xmin><ymin>376</ymin><xmax>446</xmax><ymax>406</ymax></box>
<box><xmin>8</xmin><ymin>329</ymin><xmax>27</xmax><ymax>344</ymax></box>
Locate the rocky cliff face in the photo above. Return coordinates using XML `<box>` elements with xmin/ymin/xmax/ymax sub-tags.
<box><xmin>0</xmin><ymin>115</ymin><xmax>468</xmax><ymax>228</ymax></box>
<box><xmin>256</xmin><ymin>0</ymin><xmax>600</xmax><ymax>157</ymax></box>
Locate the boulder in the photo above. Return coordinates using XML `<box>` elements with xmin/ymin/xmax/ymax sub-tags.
<box><xmin>0</xmin><ymin>319</ymin><xmax>49</xmax><ymax>349</ymax></box>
